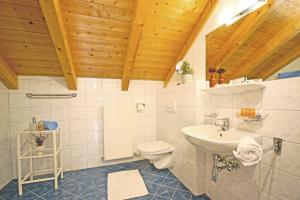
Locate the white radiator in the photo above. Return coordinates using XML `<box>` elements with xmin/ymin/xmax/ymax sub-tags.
<box><xmin>103</xmin><ymin>102</ymin><xmax>133</xmax><ymax>160</ymax></box>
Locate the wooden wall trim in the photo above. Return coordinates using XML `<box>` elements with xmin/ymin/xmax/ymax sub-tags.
<box><xmin>0</xmin><ymin>55</ymin><xmax>18</xmax><ymax>89</ymax></box>
<box><xmin>39</xmin><ymin>0</ymin><xmax>77</xmax><ymax>90</ymax></box>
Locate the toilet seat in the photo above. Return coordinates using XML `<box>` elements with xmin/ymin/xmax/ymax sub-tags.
<box><xmin>137</xmin><ymin>140</ymin><xmax>175</xmax><ymax>169</ymax></box>
<box><xmin>137</xmin><ymin>141</ymin><xmax>172</xmax><ymax>154</ymax></box>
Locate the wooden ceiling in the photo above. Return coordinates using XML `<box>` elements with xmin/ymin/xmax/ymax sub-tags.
<box><xmin>0</xmin><ymin>0</ymin><xmax>218</xmax><ymax>90</ymax></box>
<box><xmin>206</xmin><ymin>0</ymin><xmax>300</xmax><ymax>82</ymax></box>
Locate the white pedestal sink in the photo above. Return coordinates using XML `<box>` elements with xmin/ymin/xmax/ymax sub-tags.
<box><xmin>181</xmin><ymin>125</ymin><xmax>260</xmax><ymax>154</ymax></box>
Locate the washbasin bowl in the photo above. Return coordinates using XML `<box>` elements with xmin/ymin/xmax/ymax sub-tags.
<box><xmin>181</xmin><ymin>125</ymin><xmax>260</xmax><ymax>153</ymax></box>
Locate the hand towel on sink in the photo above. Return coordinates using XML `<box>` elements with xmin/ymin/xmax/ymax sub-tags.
<box><xmin>233</xmin><ymin>137</ymin><xmax>262</xmax><ymax>166</ymax></box>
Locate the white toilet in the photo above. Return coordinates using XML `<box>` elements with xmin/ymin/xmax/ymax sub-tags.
<box><xmin>137</xmin><ymin>141</ymin><xmax>175</xmax><ymax>169</ymax></box>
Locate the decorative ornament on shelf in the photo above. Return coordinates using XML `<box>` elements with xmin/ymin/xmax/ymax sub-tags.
<box><xmin>176</xmin><ymin>60</ymin><xmax>194</xmax><ymax>84</ymax></box>
<box><xmin>217</xmin><ymin>68</ymin><xmax>226</xmax><ymax>84</ymax></box>
<box><xmin>209</xmin><ymin>67</ymin><xmax>217</xmax><ymax>87</ymax></box>
<box><xmin>32</xmin><ymin>133</ymin><xmax>48</xmax><ymax>155</ymax></box>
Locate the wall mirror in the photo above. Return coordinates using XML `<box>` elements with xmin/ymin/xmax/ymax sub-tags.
<box><xmin>206</xmin><ymin>0</ymin><xmax>300</xmax><ymax>83</ymax></box>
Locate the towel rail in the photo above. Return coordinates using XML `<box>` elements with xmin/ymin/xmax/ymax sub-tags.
<box><xmin>263</xmin><ymin>137</ymin><xmax>283</xmax><ymax>155</ymax></box>
<box><xmin>26</xmin><ymin>93</ymin><xmax>77</xmax><ymax>98</ymax></box>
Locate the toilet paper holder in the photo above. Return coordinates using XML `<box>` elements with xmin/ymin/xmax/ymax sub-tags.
<box><xmin>136</xmin><ymin>103</ymin><xmax>145</xmax><ymax>112</ymax></box>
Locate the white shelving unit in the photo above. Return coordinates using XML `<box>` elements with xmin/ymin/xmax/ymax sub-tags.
<box><xmin>201</xmin><ymin>83</ymin><xmax>265</xmax><ymax>94</ymax></box>
<box><xmin>17</xmin><ymin>129</ymin><xmax>63</xmax><ymax>196</ymax></box>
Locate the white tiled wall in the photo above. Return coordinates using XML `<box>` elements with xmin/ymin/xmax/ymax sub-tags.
<box><xmin>0</xmin><ymin>82</ymin><xmax>12</xmax><ymax>189</ymax></box>
<box><xmin>155</xmin><ymin>0</ymin><xmax>245</xmax><ymax>195</ymax></box>
<box><xmin>157</xmin><ymin>80</ymin><xmax>208</xmax><ymax>195</ymax></box>
<box><xmin>157</xmin><ymin>77</ymin><xmax>300</xmax><ymax>200</ymax></box>
<box><xmin>8</xmin><ymin>76</ymin><xmax>161</xmax><ymax>178</ymax></box>
<box><xmin>205</xmin><ymin>77</ymin><xmax>300</xmax><ymax>200</ymax></box>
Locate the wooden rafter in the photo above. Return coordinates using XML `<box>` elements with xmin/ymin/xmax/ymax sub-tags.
<box><xmin>209</xmin><ymin>0</ymin><xmax>274</xmax><ymax>69</ymax></box>
<box><xmin>0</xmin><ymin>54</ymin><xmax>18</xmax><ymax>89</ymax></box>
<box><xmin>39</xmin><ymin>0</ymin><xmax>77</xmax><ymax>90</ymax></box>
<box><xmin>164</xmin><ymin>0</ymin><xmax>218</xmax><ymax>87</ymax></box>
<box><xmin>121</xmin><ymin>0</ymin><xmax>148</xmax><ymax>91</ymax></box>
<box><xmin>254</xmin><ymin>43</ymin><xmax>300</xmax><ymax>79</ymax></box>
<box><xmin>234</xmin><ymin>14</ymin><xmax>300</xmax><ymax>78</ymax></box>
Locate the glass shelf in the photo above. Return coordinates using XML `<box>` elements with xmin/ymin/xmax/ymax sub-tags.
<box><xmin>20</xmin><ymin>147</ymin><xmax>61</xmax><ymax>159</ymax></box>
<box><xmin>201</xmin><ymin>83</ymin><xmax>265</xmax><ymax>94</ymax></box>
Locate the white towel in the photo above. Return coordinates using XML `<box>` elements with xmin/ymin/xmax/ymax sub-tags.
<box><xmin>233</xmin><ymin>137</ymin><xmax>262</xmax><ymax>166</ymax></box>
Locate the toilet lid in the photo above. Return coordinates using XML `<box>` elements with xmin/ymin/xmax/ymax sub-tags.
<box><xmin>137</xmin><ymin>141</ymin><xmax>171</xmax><ymax>153</ymax></box>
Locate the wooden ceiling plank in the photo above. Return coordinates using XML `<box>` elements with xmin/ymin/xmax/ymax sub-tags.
<box><xmin>39</xmin><ymin>0</ymin><xmax>77</xmax><ymax>90</ymax></box>
<box><xmin>121</xmin><ymin>0</ymin><xmax>148</xmax><ymax>91</ymax></box>
<box><xmin>61</xmin><ymin>0</ymin><xmax>133</xmax><ymax>22</ymax></box>
<box><xmin>0</xmin><ymin>40</ymin><xmax>57</xmax><ymax>52</ymax></box>
<box><xmin>63</xmin><ymin>12</ymin><xmax>130</xmax><ymax>34</ymax></box>
<box><xmin>140</xmin><ymin>36</ymin><xmax>185</xmax><ymax>49</ymax></box>
<box><xmin>0</xmin><ymin>29</ymin><xmax>53</xmax><ymax>44</ymax></box>
<box><xmin>72</xmin><ymin>51</ymin><xmax>125</xmax><ymax>59</ymax></box>
<box><xmin>66</xmin><ymin>24</ymin><xmax>129</xmax><ymax>43</ymax></box>
<box><xmin>75</xmin><ymin>56</ymin><xmax>124</xmax><ymax>65</ymax></box>
<box><xmin>77</xmin><ymin>71</ymin><xmax>122</xmax><ymax>79</ymax></box>
<box><xmin>0</xmin><ymin>0</ymin><xmax>40</xmax><ymax>8</ymax></box>
<box><xmin>74</xmin><ymin>0</ymin><xmax>134</xmax><ymax>10</ymax></box>
<box><xmin>2</xmin><ymin>51</ymin><xmax>58</xmax><ymax>61</ymax></box>
<box><xmin>155</xmin><ymin>0</ymin><xmax>208</xmax><ymax>12</ymax></box>
<box><xmin>142</xmin><ymin>26</ymin><xmax>188</xmax><ymax>42</ymax></box>
<box><xmin>164</xmin><ymin>0</ymin><xmax>218</xmax><ymax>87</ymax></box>
<box><xmin>0</xmin><ymin>54</ymin><xmax>18</xmax><ymax>89</ymax></box>
<box><xmin>134</xmin><ymin>60</ymin><xmax>172</xmax><ymax>68</ymax></box>
<box><xmin>210</xmin><ymin>0</ymin><xmax>275</xmax><ymax>68</ymax></box>
<box><xmin>7</xmin><ymin>59</ymin><xmax>61</xmax><ymax>69</ymax></box>
<box><xmin>16</xmin><ymin>66</ymin><xmax>63</xmax><ymax>76</ymax></box>
<box><xmin>0</xmin><ymin>1</ymin><xmax>45</xmax><ymax>21</ymax></box>
<box><xmin>0</xmin><ymin>16</ymin><xmax>49</xmax><ymax>33</ymax></box>
<box><xmin>236</xmin><ymin>14</ymin><xmax>300</xmax><ymax>78</ymax></box>
<box><xmin>147</xmin><ymin>1</ymin><xmax>201</xmax><ymax>24</ymax></box>
<box><xmin>144</xmin><ymin>14</ymin><xmax>195</xmax><ymax>33</ymax></box>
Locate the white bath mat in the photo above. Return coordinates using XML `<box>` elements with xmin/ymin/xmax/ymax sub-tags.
<box><xmin>108</xmin><ymin>170</ymin><xmax>149</xmax><ymax>200</ymax></box>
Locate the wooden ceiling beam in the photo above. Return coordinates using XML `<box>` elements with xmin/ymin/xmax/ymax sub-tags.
<box><xmin>255</xmin><ymin>44</ymin><xmax>300</xmax><ymax>79</ymax></box>
<box><xmin>121</xmin><ymin>0</ymin><xmax>148</xmax><ymax>91</ymax></box>
<box><xmin>234</xmin><ymin>15</ymin><xmax>300</xmax><ymax>78</ymax></box>
<box><xmin>39</xmin><ymin>0</ymin><xmax>77</xmax><ymax>90</ymax></box>
<box><xmin>0</xmin><ymin>55</ymin><xmax>18</xmax><ymax>89</ymax></box>
<box><xmin>210</xmin><ymin>0</ymin><xmax>274</xmax><ymax>69</ymax></box>
<box><xmin>164</xmin><ymin>0</ymin><xmax>218</xmax><ymax>87</ymax></box>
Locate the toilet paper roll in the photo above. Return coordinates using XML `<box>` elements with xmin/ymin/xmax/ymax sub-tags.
<box><xmin>136</xmin><ymin>103</ymin><xmax>145</xmax><ymax>112</ymax></box>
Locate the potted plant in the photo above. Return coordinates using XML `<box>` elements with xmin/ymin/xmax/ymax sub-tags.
<box><xmin>180</xmin><ymin>61</ymin><xmax>194</xmax><ymax>83</ymax></box>
<box><xmin>33</xmin><ymin>133</ymin><xmax>48</xmax><ymax>155</ymax></box>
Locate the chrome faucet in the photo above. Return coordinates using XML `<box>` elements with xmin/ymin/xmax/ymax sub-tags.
<box><xmin>215</xmin><ymin>118</ymin><xmax>230</xmax><ymax>131</ymax></box>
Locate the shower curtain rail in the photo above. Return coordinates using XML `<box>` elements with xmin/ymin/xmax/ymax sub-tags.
<box><xmin>26</xmin><ymin>93</ymin><xmax>77</xmax><ymax>98</ymax></box>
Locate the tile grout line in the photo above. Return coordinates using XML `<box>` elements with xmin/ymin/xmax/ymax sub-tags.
<box><xmin>10</xmin><ymin>182</ymin><xmax>46</xmax><ymax>200</ymax></box>
<box><xmin>149</xmin><ymin>170</ymin><xmax>172</xmax><ymax>200</ymax></box>
<box><xmin>1</xmin><ymin>161</ymin><xmax>198</xmax><ymax>200</ymax></box>
<box><xmin>170</xmin><ymin>180</ymin><xmax>180</xmax><ymax>200</ymax></box>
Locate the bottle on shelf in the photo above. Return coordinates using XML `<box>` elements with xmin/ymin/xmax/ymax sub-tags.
<box><xmin>217</xmin><ymin>68</ymin><xmax>226</xmax><ymax>84</ymax></box>
<box><xmin>29</xmin><ymin>117</ymin><xmax>37</xmax><ymax>131</ymax></box>
<box><xmin>209</xmin><ymin>67</ymin><xmax>217</xmax><ymax>87</ymax></box>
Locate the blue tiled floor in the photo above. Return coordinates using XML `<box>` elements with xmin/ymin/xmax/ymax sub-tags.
<box><xmin>0</xmin><ymin>160</ymin><xmax>210</xmax><ymax>200</ymax></box>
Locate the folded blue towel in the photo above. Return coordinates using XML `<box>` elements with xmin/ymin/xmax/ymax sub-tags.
<box><xmin>43</xmin><ymin>121</ymin><xmax>58</xmax><ymax>130</ymax></box>
<box><xmin>277</xmin><ymin>70</ymin><xmax>300</xmax><ymax>79</ymax></box>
